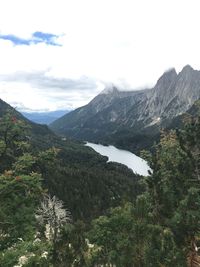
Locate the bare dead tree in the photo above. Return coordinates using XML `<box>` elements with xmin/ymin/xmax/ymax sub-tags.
<box><xmin>35</xmin><ymin>194</ymin><xmax>71</xmax><ymax>244</ymax></box>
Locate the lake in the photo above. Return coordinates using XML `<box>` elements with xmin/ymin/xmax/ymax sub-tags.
<box><xmin>85</xmin><ymin>142</ymin><xmax>150</xmax><ymax>176</ymax></box>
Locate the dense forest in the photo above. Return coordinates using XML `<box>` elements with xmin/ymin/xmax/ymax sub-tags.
<box><xmin>0</xmin><ymin>102</ymin><xmax>200</xmax><ymax>266</ymax></box>
<box><xmin>0</xmin><ymin>109</ymin><xmax>141</xmax><ymax>267</ymax></box>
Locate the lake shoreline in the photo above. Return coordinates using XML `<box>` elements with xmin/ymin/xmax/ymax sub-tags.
<box><xmin>85</xmin><ymin>142</ymin><xmax>150</xmax><ymax>176</ymax></box>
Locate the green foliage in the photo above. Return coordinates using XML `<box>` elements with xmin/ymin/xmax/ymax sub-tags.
<box><xmin>0</xmin><ymin>240</ymin><xmax>51</xmax><ymax>267</ymax></box>
<box><xmin>13</xmin><ymin>153</ymin><xmax>36</xmax><ymax>175</ymax></box>
<box><xmin>0</xmin><ymin>112</ymin><xmax>30</xmax><ymax>172</ymax></box>
<box><xmin>141</xmin><ymin>119</ymin><xmax>200</xmax><ymax>265</ymax></box>
<box><xmin>39</xmin><ymin>142</ymin><xmax>143</xmax><ymax>221</ymax></box>
<box><xmin>0</xmin><ymin>112</ymin><xmax>49</xmax><ymax>266</ymax></box>
<box><xmin>88</xmin><ymin>200</ymin><xmax>149</xmax><ymax>267</ymax></box>
<box><xmin>2</xmin><ymin>105</ymin><xmax>200</xmax><ymax>266</ymax></box>
<box><xmin>87</xmin><ymin>112</ymin><xmax>200</xmax><ymax>266</ymax></box>
<box><xmin>0</xmin><ymin>172</ymin><xmax>43</xmax><ymax>250</ymax></box>
<box><xmin>60</xmin><ymin>221</ymin><xmax>88</xmax><ymax>267</ymax></box>
<box><xmin>0</xmin><ymin>110</ymin><xmax>142</xmax><ymax>266</ymax></box>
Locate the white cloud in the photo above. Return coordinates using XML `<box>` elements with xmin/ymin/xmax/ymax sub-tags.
<box><xmin>0</xmin><ymin>0</ymin><xmax>200</xmax><ymax>111</ymax></box>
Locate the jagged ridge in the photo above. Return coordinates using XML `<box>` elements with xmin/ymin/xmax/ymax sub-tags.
<box><xmin>50</xmin><ymin>65</ymin><xmax>200</xmax><ymax>152</ymax></box>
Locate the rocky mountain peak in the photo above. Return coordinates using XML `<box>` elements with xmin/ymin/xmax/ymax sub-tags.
<box><xmin>177</xmin><ymin>65</ymin><xmax>199</xmax><ymax>83</ymax></box>
<box><xmin>100</xmin><ymin>85</ymin><xmax>119</xmax><ymax>95</ymax></box>
<box><xmin>149</xmin><ymin>69</ymin><xmax>178</xmax><ymax>109</ymax></box>
<box><xmin>154</xmin><ymin>68</ymin><xmax>177</xmax><ymax>90</ymax></box>
<box><xmin>177</xmin><ymin>65</ymin><xmax>195</xmax><ymax>80</ymax></box>
<box><xmin>181</xmin><ymin>64</ymin><xmax>194</xmax><ymax>74</ymax></box>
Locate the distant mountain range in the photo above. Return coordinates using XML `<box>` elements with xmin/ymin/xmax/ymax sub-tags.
<box><xmin>22</xmin><ymin>110</ymin><xmax>70</xmax><ymax>125</ymax></box>
<box><xmin>50</xmin><ymin>65</ymin><xmax>200</xmax><ymax>153</ymax></box>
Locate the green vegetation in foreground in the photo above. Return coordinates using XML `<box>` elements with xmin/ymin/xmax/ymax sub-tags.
<box><xmin>1</xmin><ymin>104</ymin><xmax>200</xmax><ymax>266</ymax></box>
<box><xmin>86</xmin><ymin>109</ymin><xmax>200</xmax><ymax>267</ymax></box>
<box><xmin>0</xmin><ymin>111</ymin><xmax>141</xmax><ymax>266</ymax></box>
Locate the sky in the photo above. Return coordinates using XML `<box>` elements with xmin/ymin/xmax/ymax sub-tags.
<box><xmin>0</xmin><ymin>0</ymin><xmax>200</xmax><ymax>112</ymax></box>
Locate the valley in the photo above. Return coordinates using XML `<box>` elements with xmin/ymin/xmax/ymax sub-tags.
<box><xmin>22</xmin><ymin>110</ymin><xmax>70</xmax><ymax>125</ymax></box>
<box><xmin>1</xmin><ymin>0</ymin><xmax>200</xmax><ymax>265</ymax></box>
<box><xmin>1</xmin><ymin>67</ymin><xmax>200</xmax><ymax>266</ymax></box>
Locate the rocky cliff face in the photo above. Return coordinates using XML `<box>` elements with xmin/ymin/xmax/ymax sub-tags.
<box><xmin>50</xmin><ymin>65</ymin><xmax>200</xmax><ymax>146</ymax></box>
<box><xmin>142</xmin><ymin>65</ymin><xmax>200</xmax><ymax>124</ymax></box>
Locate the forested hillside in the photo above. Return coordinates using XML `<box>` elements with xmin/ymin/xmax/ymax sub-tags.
<box><xmin>86</xmin><ymin>104</ymin><xmax>200</xmax><ymax>266</ymax></box>
<box><xmin>1</xmin><ymin>100</ymin><xmax>200</xmax><ymax>266</ymax></box>
<box><xmin>0</xmin><ymin>100</ymin><xmax>142</xmax><ymax>220</ymax></box>
<box><xmin>0</xmin><ymin>105</ymin><xmax>142</xmax><ymax>266</ymax></box>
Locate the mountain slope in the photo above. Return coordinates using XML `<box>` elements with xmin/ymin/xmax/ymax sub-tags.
<box><xmin>50</xmin><ymin>65</ymin><xmax>200</xmax><ymax>153</ymax></box>
<box><xmin>0</xmin><ymin>98</ymin><xmax>142</xmax><ymax>220</ymax></box>
<box><xmin>0</xmin><ymin>98</ymin><xmax>54</xmax><ymax>137</ymax></box>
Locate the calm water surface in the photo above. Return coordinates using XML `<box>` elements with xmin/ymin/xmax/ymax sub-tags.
<box><xmin>85</xmin><ymin>142</ymin><xmax>150</xmax><ymax>176</ymax></box>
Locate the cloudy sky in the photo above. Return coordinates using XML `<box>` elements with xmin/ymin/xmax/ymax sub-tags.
<box><xmin>0</xmin><ymin>0</ymin><xmax>200</xmax><ymax>112</ymax></box>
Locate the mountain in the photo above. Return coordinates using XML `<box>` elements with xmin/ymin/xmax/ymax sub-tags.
<box><xmin>0</xmin><ymin>98</ymin><xmax>55</xmax><ymax>141</ymax></box>
<box><xmin>0</xmin><ymin>98</ymin><xmax>141</xmax><ymax>220</ymax></box>
<box><xmin>50</xmin><ymin>65</ymin><xmax>200</xmax><ymax>153</ymax></box>
<box><xmin>22</xmin><ymin>110</ymin><xmax>70</xmax><ymax>125</ymax></box>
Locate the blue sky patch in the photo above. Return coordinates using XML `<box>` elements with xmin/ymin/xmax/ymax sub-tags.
<box><xmin>0</xmin><ymin>31</ymin><xmax>61</xmax><ymax>46</ymax></box>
